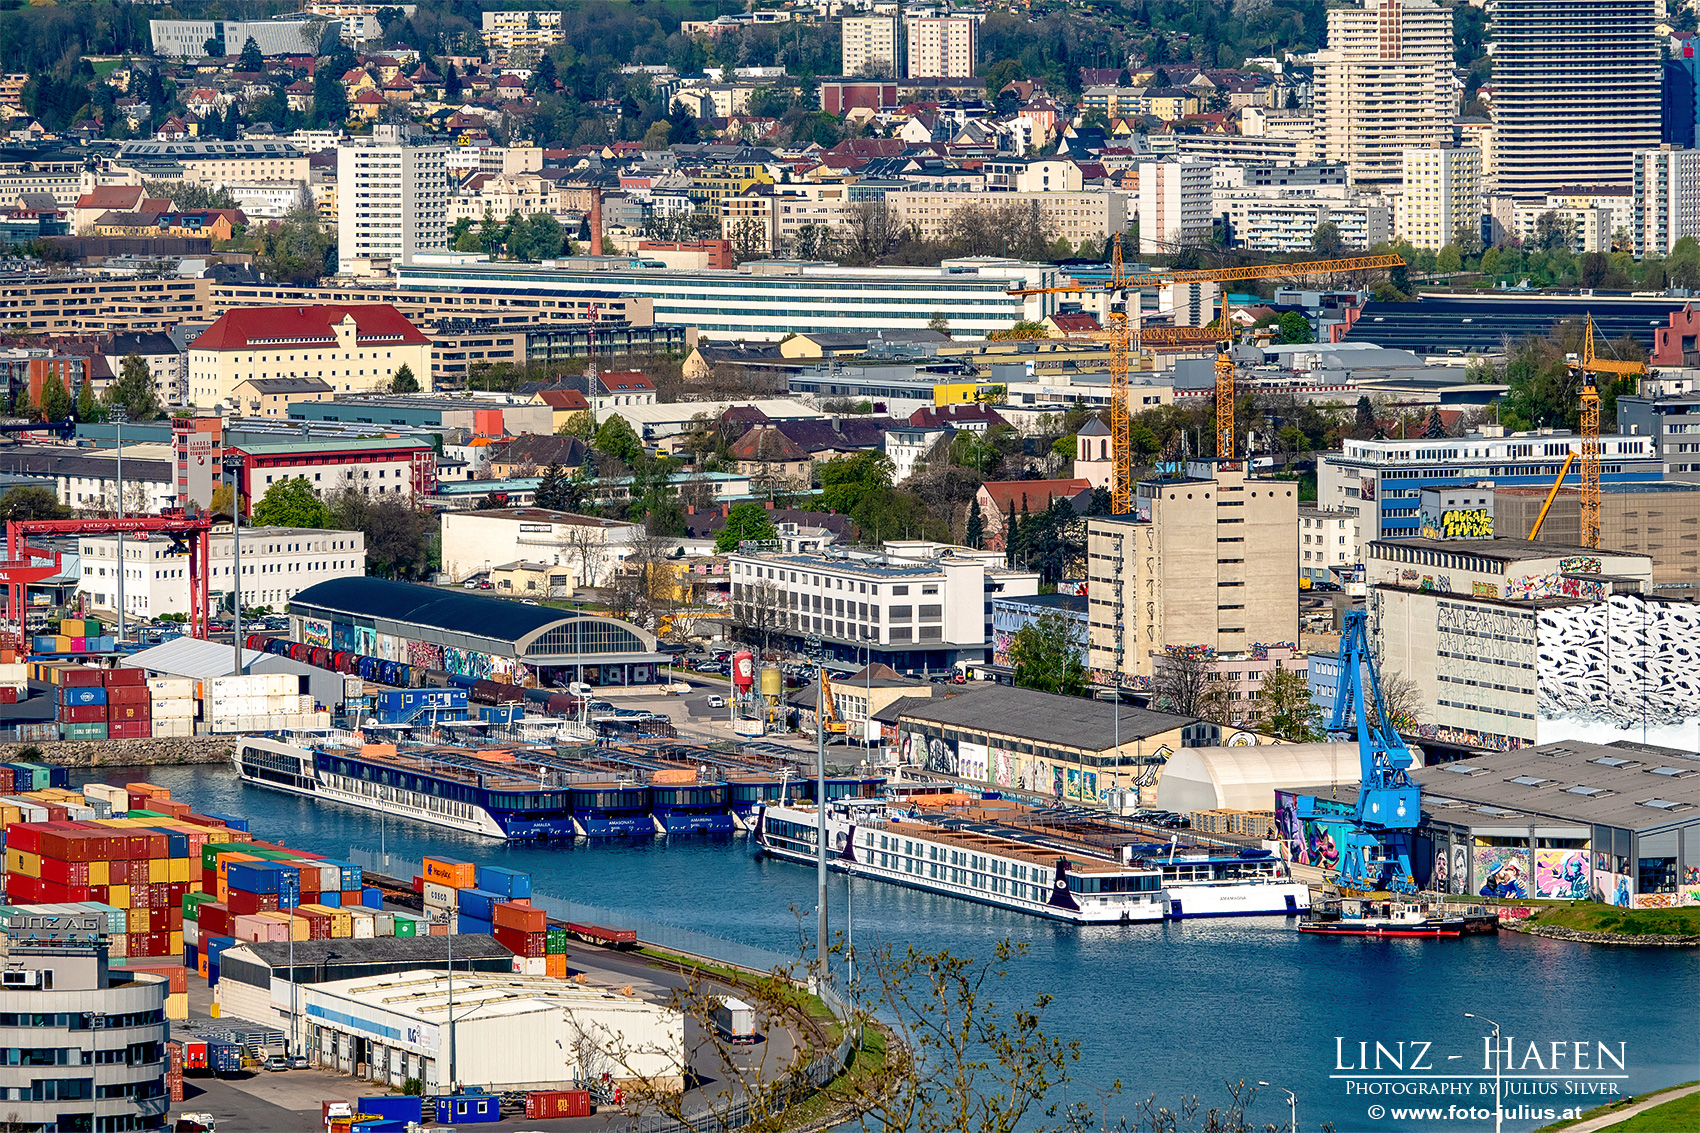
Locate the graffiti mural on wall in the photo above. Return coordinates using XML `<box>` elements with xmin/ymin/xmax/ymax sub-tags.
<box><xmin>1560</xmin><ymin>557</ymin><xmax>1602</xmax><ymax>574</ymax></box>
<box><xmin>1472</xmin><ymin>581</ymin><xmax>1498</xmax><ymax>599</ymax></box>
<box><xmin>1506</xmin><ymin>570</ymin><xmax>1607</xmax><ymax>601</ymax></box>
<box><xmin>956</xmin><ymin>741</ymin><xmax>989</xmax><ymax>783</ymax></box>
<box><xmin>1537</xmin><ymin>594</ymin><xmax>1700</xmax><ymax>727</ymax></box>
<box><xmin>1273</xmin><ymin>791</ymin><xmax>1350</xmax><ymax>873</ymax></box>
<box><xmin>302</xmin><ymin>618</ymin><xmax>331</xmax><ymax>649</ymax></box>
<box><xmin>1535</xmin><ymin>848</ymin><xmax>1590</xmax><ymax>899</ymax></box>
<box><xmin>1592</xmin><ymin>854</ymin><xmax>1632</xmax><ymax>907</ymax></box>
<box><xmin>407</xmin><ymin>640</ymin><xmax>445</xmax><ymax>671</ymax></box>
<box><xmin>1474</xmin><ymin>843</ymin><xmax>1529</xmax><ymax>898</ymax></box>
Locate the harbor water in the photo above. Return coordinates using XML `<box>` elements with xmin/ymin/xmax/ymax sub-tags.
<box><xmin>129</xmin><ymin>766</ymin><xmax>1699</xmax><ymax>1133</ymax></box>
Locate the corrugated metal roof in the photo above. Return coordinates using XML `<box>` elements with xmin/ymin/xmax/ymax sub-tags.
<box><xmin>120</xmin><ymin>636</ymin><xmax>264</xmax><ymax>679</ymax></box>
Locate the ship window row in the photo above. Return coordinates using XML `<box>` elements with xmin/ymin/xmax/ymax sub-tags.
<box><xmin>866</xmin><ymin>831</ymin><xmax>1051</xmax><ymax>886</ymax></box>
<box><xmin>1070</xmin><ymin>874</ymin><xmax>1161</xmax><ymax>893</ymax></box>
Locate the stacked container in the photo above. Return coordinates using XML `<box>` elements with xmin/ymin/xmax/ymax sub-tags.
<box><xmin>147</xmin><ymin>677</ymin><xmax>195</xmax><ymax>739</ymax></box>
<box><xmin>200</xmin><ymin>673</ymin><xmax>325</xmax><ymax>733</ymax></box>
<box><xmin>104</xmin><ymin>667</ymin><xmax>150</xmax><ymax>739</ymax></box>
<box><xmin>33</xmin><ymin>618</ymin><xmax>113</xmax><ymax>654</ymax></box>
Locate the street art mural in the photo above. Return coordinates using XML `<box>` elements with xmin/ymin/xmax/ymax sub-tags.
<box><xmin>1535</xmin><ymin>848</ymin><xmax>1591</xmax><ymax>899</ymax></box>
<box><xmin>1592</xmin><ymin>853</ymin><xmax>1632</xmax><ymax>907</ymax></box>
<box><xmin>301</xmin><ymin>618</ymin><xmax>331</xmax><ymax>649</ymax></box>
<box><xmin>1537</xmin><ymin>594</ymin><xmax>1700</xmax><ymax>730</ymax></box>
<box><xmin>1273</xmin><ymin>791</ymin><xmax>1351</xmax><ymax>873</ymax></box>
<box><xmin>1474</xmin><ymin>843</ymin><xmax>1529</xmax><ymax>898</ymax></box>
<box><xmin>956</xmin><ymin>740</ymin><xmax>989</xmax><ymax>784</ymax></box>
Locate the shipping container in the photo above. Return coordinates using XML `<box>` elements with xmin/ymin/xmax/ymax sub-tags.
<box><xmin>355</xmin><ymin>1096</ymin><xmax>423</xmax><ymax>1125</ymax></box>
<box><xmin>526</xmin><ymin>1090</ymin><xmax>592</xmax><ymax>1119</ymax></box>
<box><xmin>473</xmin><ymin>865</ymin><xmax>531</xmax><ymax>901</ymax></box>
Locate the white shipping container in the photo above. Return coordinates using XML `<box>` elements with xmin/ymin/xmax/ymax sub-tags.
<box><xmin>344</xmin><ymin>677</ymin><xmax>363</xmax><ymax>697</ymax></box>
<box><xmin>1</xmin><ymin>798</ymin><xmax>48</xmax><ymax>822</ymax></box>
<box><xmin>422</xmin><ymin>882</ymin><xmax>459</xmax><ymax>911</ymax></box>
<box><xmin>150</xmin><ymin>699</ymin><xmax>195</xmax><ymax>718</ymax></box>
<box><xmin>182</xmin><ymin>919</ymin><xmax>199</xmax><ymax>948</ymax></box>
<box><xmin>161</xmin><ymin>717</ymin><xmax>195</xmax><ymax>738</ymax></box>
<box><xmin>513</xmin><ymin>956</ymin><xmax>548</xmax><ymax>977</ymax></box>
<box><xmin>348</xmin><ymin>912</ymin><xmax>376</xmax><ymax>940</ymax></box>
<box><xmin>147</xmin><ymin>677</ymin><xmax>196</xmax><ymax>698</ymax></box>
<box><xmin>0</xmin><ymin>662</ymin><xmax>28</xmax><ymax>687</ymax></box>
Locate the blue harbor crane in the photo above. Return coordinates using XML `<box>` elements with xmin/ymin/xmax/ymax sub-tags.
<box><xmin>1296</xmin><ymin>609</ymin><xmax>1421</xmax><ymax>895</ymax></box>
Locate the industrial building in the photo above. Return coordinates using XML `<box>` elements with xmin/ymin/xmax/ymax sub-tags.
<box><xmin>0</xmin><ymin>921</ymin><xmax>170</xmax><ymax>1132</ymax></box>
<box><xmin>1404</xmin><ymin>739</ymin><xmax>1699</xmax><ymax>906</ymax></box>
<box><xmin>1496</xmin><ymin>482</ymin><xmax>1700</xmax><ymax>588</ymax></box>
<box><xmin>1155</xmin><ymin>742</ymin><xmax>1367</xmax><ymax>813</ymax></box>
<box><xmin>439</xmin><ymin>509</ymin><xmax>642</xmax><ymax>587</ymax></box>
<box><xmin>287</xmin><ymin>576</ymin><xmax>669</xmax><ymax>687</ymax></box>
<box><xmin>120</xmin><ymin>635</ymin><xmax>349</xmax><ymax>709</ymax></box>
<box><xmin>885</xmin><ymin>684</ymin><xmax>1213</xmax><ymax>810</ymax></box>
<box><xmin>1086</xmin><ymin>460</ymin><xmax>1299</xmax><ymax>679</ymax></box>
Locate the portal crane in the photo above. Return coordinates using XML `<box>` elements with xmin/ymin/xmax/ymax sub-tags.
<box><xmin>1296</xmin><ymin>609</ymin><xmax>1421</xmax><ymax>896</ymax></box>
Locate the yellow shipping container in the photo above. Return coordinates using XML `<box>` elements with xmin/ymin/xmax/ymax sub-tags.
<box><xmin>88</xmin><ymin>860</ymin><xmax>109</xmax><ymax>886</ymax></box>
<box><xmin>0</xmin><ymin>805</ymin><xmax>19</xmax><ymax>827</ymax></box>
<box><xmin>165</xmin><ymin>992</ymin><xmax>187</xmax><ymax>1021</ymax></box>
<box><xmin>53</xmin><ymin>636</ymin><xmax>72</xmax><ymax>654</ymax></box>
<box><xmin>107</xmin><ymin>884</ymin><xmax>130</xmax><ymax>908</ymax></box>
<box><xmin>168</xmin><ymin>858</ymin><xmax>191</xmax><ymax>884</ymax></box>
<box><xmin>148</xmin><ymin>859</ymin><xmax>169</xmax><ymax>883</ymax></box>
<box><xmin>61</xmin><ymin>619</ymin><xmax>85</xmax><ymax>636</ymax></box>
<box><xmin>126</xmin><ymin>908</ymin><xmax>148</xmax><ymax>933</ymax></box>
<box><xmin>5</xmin><ymin>848</ymin><xmax>40</xmax><ymax>878</ymax></box>
<box><xmin>168</xmin><ymin>931</ymin><xmax>182</xmax><ymax>956</ymax></box>
<box><xmin>298</xmin><ymin>903</ymin><xmax>352</xmax><ymax>938</ymax></box>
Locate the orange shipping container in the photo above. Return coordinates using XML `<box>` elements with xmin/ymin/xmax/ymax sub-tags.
<box><xmin>492</xmin><ymin>901</ymin><xmax>547</xmax><ymax>933</ymax></box>
<box><xmin>421</xmin><ymin>856</ymin><xmax>476</xmax><ymax>888</ymax></box>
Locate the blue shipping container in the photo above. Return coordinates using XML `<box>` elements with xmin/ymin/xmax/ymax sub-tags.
<box><xmin>455</xmin><ymin>912</ymin><xmax>492</xmax><ymax>936</ymax></box>
<box><xmin>204</xmin><ymin>813</ymin><xmax>250</xmax><ymax>832</ymax></box>
<box><xmin>360</xmin><ymin>885</ymin><xmax>381</xmax><ymax>908</ymax></box>
<box><xmin>455</xmin><ymin>888</ymin><xmax>502</xmax><ymax>921</ymax></box>
<box><xmin>474</xmin><ymin>865</ymin><xmax>531</xmax><ymax>901</ymax></box>
<box><xmin>352</xmin><ymin>1121</ymin><xmax>408</xmax><ymax>1133</ymax></box>
<box><xmin>357</xmin><ymin>1096</ymin><xmax>424</xmax><ymax>1124</ymax></box>
<box><xmin>319</xmin><ymin>890</ymin><xmax>342</xmax><ymax>908</ymax></box>
<box><xmin>58</xmin><ymin>687</ymin><xmax>106</xmax><ymax>706</ymax></box>
<box><xmin>435</xmin><ymin>1096</ymin><xmax>501</xmax><ymax>1125</ymax></box>
<box><xmin>225</xmin><ymin>861</ymin><xmax>281</xmax><ymax>894</ymax></box>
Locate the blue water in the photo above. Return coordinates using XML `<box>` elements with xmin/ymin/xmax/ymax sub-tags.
<box><xmin>124</xmin><ymin>766</ymin><xmax>1699</xmax><ymax>1133</ymax></box>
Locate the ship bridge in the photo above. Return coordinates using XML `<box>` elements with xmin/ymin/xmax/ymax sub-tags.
<box><xmin>288</xmin><ymin>576</ymin><xmax>669</xmax><ymax>687</ymax></box>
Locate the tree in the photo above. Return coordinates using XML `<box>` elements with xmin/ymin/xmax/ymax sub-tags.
<box><xmin>928</xmin><ymin>311</ymin><xmax>951</xmax><ymax>338</ymax></box>
<box><xmin>535</xmin><ymin>461</ymin><xmax>566</xmax><ymax>510</ymax></box>
<box><xmin>1453</xmin><ymin>219</ymin><xmax>1482</xmax><ymax>258</ymax></box>
<box><xmin>0</xmin><ymin>486</ymin><xmax>69</xmax><ymax>522</ymax></box>
<box><xmin>209</xmin><ymin>483</ymin><xmax>235</xmax><ymax>519</ymax></box>
<box><xmin>840</xmin><ymin>199</ymin><xmax>903</xmax><ymax>265</ymax></box>
<box><xmin>593</xmin><ymin>415</ymin><xmax>644</xmax><ymax>465</ymax></box>
<box><xmin>238</xmin><ymin>36</ymin><xmax>265</xmax><ymax>73</ymax></box>
<box><xmin>390</xmin><ymin>363</ymin><xmax>419</xmax><ymax>394</ymax></box>
<box><xmin>715</xmin><ymin>501</ymin><xmax>779</xmax><ymax>552</ymax></box>
<box><xmin>1008</xmin><ymin>611</ymin><xmax>1087</xmax><ymax>698</ymax></box>
<box><xmin>252</xmin><ymin>206</ymin><xmax>336</xmax><ymax>284</ymax></box>
<box><xmin>818</xmin><ymin>450</ymin><xmax>894</xmax><ymax>514</ymax></box>
<box><xmin>730</xmin><ymin>577</ymin><xmax>782</xmax><ymax>654</ymax></box>
<box><xmin>1535</xmin><ymin>210</ymin><xmax>1575</xmax><ymax>252</ymax></box>
<box><xmin>1377</xmin><ymin>668</ymin><xmax>1424</xmax><ymax>732</ymax></box>
<box><xmin>104</xmin><ymin>354</ymin><xmax>161</xmax><ymax>422</ymax></box>
<box><xmin>75</xmin><ymin>377</ymin><xmax>98</xmax><ymax>424</ymax></box>
<box><xmin>1150</xmin><ymin>649</ymin><xmax>1234</xmax><ymax>723</ymax></box>
<box><xmin>1437</xmin><ymin>244</ymin><xmax>1462</xmax><ymax>274</ymax></box>
<box><xmin>1277</xmin><ymin>311</ymin><xmax>1314</xmax><ymax>345</ymax></box>
<box><xmin>1004</xmin><ymin>500</ymin><xmax>1017</xmax><ymax>566</ymax></box>
<box><xmin>329</xmin><ymin>490</ymin><xmax>435</xmax><ymax>579</ymax></box>
<box><xmin>1311</xmin><ymin>220</ymin><xmax>1344</xmax><ymax>257</ymax></box>
<box><xmin>1421</xmin><ymin>407</ymin><xmax>1447</xmax><ymax>438</ymax></box>
<box><xmin>204</xmin><ymin>36</ymin><xmax>222</xmax><ymax>58</ymax></box>
<box><xmin>38</xmin><ymin>373</ymin><xmax>71</xmax><ymax>424</ymax></box>
<box><xmin>444</xmin><ymin>64</ymin><xmax>462</xmax><ymax>102</ymax></box>
<box><xmin>1253</xmin><ymin>662</ymin><xmax>1322</xmax><ymax>742</ymax></box>
<box><xmin>252</xmin><ymin>478</ymin><xmax>333</xmax><ymax>529</ymax></box>
<box><xmin>965</xmin><ymin>497</ymin><xmax>985</xmax><ymax>548</ymax></box>
<box><xmin>1354</xmin><ymin>395</ymin><xmax>1375</xmax><ymax>434</ymax></box>
<box><xmin>312</xmin><ymin>67</ymin><xmax>349</xmax><ymax>128</ymax></box>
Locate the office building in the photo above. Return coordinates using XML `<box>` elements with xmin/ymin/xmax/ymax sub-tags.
<box><xmin>1399</xmin><ymin>145</ymin><xmax>1483</xmax><ymax>251</ymax></box>
<box><xmin>726</xmin><ymin>540</ymin><xmax>1040</xmax><ymax>671</ymax></box>
<box><xmin>1313</xmin><ymin>0</ymin><xmax>1453</xmax><ymax>187</ymax></box>
<box><xmin>149</xmin><ymin>15</ymin><xmax>337</xmax><ymax>57</ymax></box>
<box><xmin>114</xmin><ymin>140</ymin><xmax>308</xmax><ymax>189</ymax></box>
<box><xmin>1496</xmin><ymin>482</ymin><xmax>1700</xmax><ymax>588</ymax></box>
<box><xmin>1300</xmin><ymin>505</ymin><xmax>1360</xmax><ymax>586</ymax></box>
<box><xmin>1316</xmin><ymin>428</ymin><xmax>1663</xmax><ymax>562</ymax></box>
<box><xmin>1663</xmin><ymin>48</ymin><xmax>1700</xmax><ymax>151</ymax></box>
<box><xmin>0</xmin><ymin>920</ymin><xmax>169</xmax><ymax>1133</ymax></box>
<box><xmin>228</xmin><ymin>437</ymin><xmax>437</xmax><ymax>511</ymax></box>
<box><xmin>842</xmin><ymin>15</ymin><xmax>899</xmax><ymax>78</ymax></box>
<box><xmin>1086</xmin><ymin>461</ymin><xmax>1299</xmax><ymax>679</ymax></box>
<box><xmin>79</xmin><ymin>526</ymin><xmax>367</xmax><ymax>618</ymax></box>
<box><xmin>1630</xmin><ymin>145</ymin><xmax>1700</xmax><ymax>258</ymax></box>
<box><xmin>186</xmin><ymin>303</ymin><xmax>434</xmax><ymax>405</ymax></box>
<box><xmin>1491</xmin><ymin>0</ymin><xmax>1660</xmax><ymax>197</ymax></box>
<box><xmin>1135</xmin><ymin>160</ymin><xmax>1212</xmax><ymax>254</ymax></box>
<box><xmin>904</xmin><ymin>17</ymin><xmax>977</xmax><ymax>79</ymax></box>
<box><xmin>888</xmin><ymin>188</ymin><xmax>1129</xmax><ymax>246</ymax></box>
<box><xmin>480</xmin><ymin>9</ymin><xmax>564</xmax><ymax>59</ymax></box>
<box><xmin>336</xmin><ymin>124</ymin><xmax>449</xmax><ymax>274</ymax></box>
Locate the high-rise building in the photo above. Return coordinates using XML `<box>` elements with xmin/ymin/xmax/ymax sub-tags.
<box><xmin>1630</xmin><ymin>145</ymin><xmax>1700</xmax><ymax>258</ymax></box>
<box><xmin>336</xmin><ymin>124</ymin><xmax>448</xmax><ymax>274</ymax></box>
<box><xmin>1662</xmin><ymin>47</ymin><xmax>1699</xmax><ymax>150</ymax></box>
<box><xmin>1135</xmin><ymin>159</ymin><xmax>1211</xmax><ymax>254</ymax></box>
<box><xmin>904</xmin><ymin>17</ymin><xmax>977</xmax><ymax>79</ymax></box>
<box><xmin>841</xmin><ymin>15</ymin><xmax>899</xmax><ymax>78</ymax></box>
<box><xmin>1313</xmin><ymin>0</ymin><xmax>1453</xmax><ymax>187</ymax></box>
<box><xmin>1398</xmin><ymin>145</ymin><xmax>1482</xmax><ymax>251</ymax></box>
<box><xmin>1086</xmin><ymin>462</ymin><xmax>1298</xmax><ymax>679</ymax></box>
<box><xmin>1491</xmin><ymin>0</ymin><xmax>1660</xmax><ymax>198</ymax></box>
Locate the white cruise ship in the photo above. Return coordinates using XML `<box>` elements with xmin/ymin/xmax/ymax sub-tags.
<box><xmin>755</xmin><ymin>802</ymin><xmax>1168</xmax><ymax>924</ymax></box>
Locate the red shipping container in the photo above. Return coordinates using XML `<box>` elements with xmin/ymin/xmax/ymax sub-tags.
<box><xmin>148</xmin><ymin>908</ymin><xmax>170</xmax><ymax>932</ymax></box>
<box><xmin>493</xmin><ymin>902</ymin><xmax>547</xmax><ymax>933</ymax></box>
<box><xmin>296</xmin><ymin>910</ymin><xmax>331</xmax><ymax>940</ymax></box>
<box><xmin>104</xmin><ymin>667</ymin><xmax>145</xmax><ymax>686</ymax></box>
<box><xmin>123</xmin><ymin>835</ymin><xmax>148</xmax><ymax>859</ymax></box>
<box><xmin>5</xmin><ymin>825</ymin><xmax>44</xmax><ymax>854</ymax></box>
<box><xmin>411</xmin><ymin>875</ymin><xmax>424</xmax><ymax>893</ymax></box>
<box><xmin>492</xmin><ymin>924</ymin><xmax>545</xmax><ymax>957</ymax></box>
<box><xmin>226</xmin><ymin>890</ymin><xmax>279</xmax><ymax>916</ymax></box>
<box><xmin>59</xmin><ymin>705</ymin><xmax>104</xmax><ymax>724</ymax></box>
<box><xmin>38</xmin><ymin>880</ymin><xmax>93</xmax><ymax>903</ymax></box>
<box><xmin>6</xmin><ymin>873</ymin><xmax>42</xmax><ymax>902</ymax></box>
<box><xmin>39</xmin><ymin>858</ymin><xmax>90</xmax><ymax>887</ymax></box>
<box><xmin>89</xmin><ymin>885</ymin><xmax>108</xmax><ymax>903</ymax></box>
<box><xmin>0</xmin><ymin>687</ymin><xmax>18</xmax><ymax>705</ymax></box>
<box><xmin>111</xmin><ymin>859</ymin><xmax>133</xmax><ymax>885</ymax></box>
<box><xmin>125</xmin><ymin>964</ymin><xmax>187</xmax><ymax>994</ymax></box>
<box><xmin>107</xmin><ymin>685</ymin><xmax>149</xmax><ymax>705</ymax></box>
<box><xmin>59</xmin><ymin>667</ymin><xmax>101</xmax><ymax>687</ymax></box>
<box><xmin>199</xmin><ymin>903</ymin><xmax>230</xmax><ymax>937</ymax></box>
<box><xmin>526</xmin><ymin>1091</ymin><xmax>592</xmax><ymax>1119</ymax></box>
<box><xmin>109</xmin><ymin>721</ymin><xmax>152</xmax><ymax>738</ymax></box>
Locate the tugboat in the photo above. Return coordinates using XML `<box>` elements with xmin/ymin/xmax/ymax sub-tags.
<box><xmin>1298</xmin><ymin>895</ymin><xmax>1499</xmax><ymax>938</ymax></box>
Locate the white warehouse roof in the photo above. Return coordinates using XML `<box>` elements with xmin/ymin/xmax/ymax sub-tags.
<box><xmin>1154</xmin><ymin>742</ymin><xmax>1399</xmax><ymax>813</ymax></box>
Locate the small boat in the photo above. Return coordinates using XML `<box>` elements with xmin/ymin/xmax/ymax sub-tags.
<box><xmin>1298</xmin><ymin>897</ymin><xmax>1499</xmax><ymax>938</ymax></box>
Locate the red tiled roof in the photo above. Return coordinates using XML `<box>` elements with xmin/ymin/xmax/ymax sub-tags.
<box><xmin>598</xmin><ymin>370</ymin><xmax>654</xmax><ymax>392</ymax></box>
<box><xmin>909</xmin><ymin>404</ymin><xmax>1008</xmax><ymax>428</ymax></box>
<box><xmin>1047</xmin><ymin>312</ymin><xmax>1101</xmax><ymax>332</ymax></box>
<box><xmin>538</xmin><ymin>389</ymin><xmax>590</xmax><ymax>411</ymax></box>
<box><xmin>979</xmin><ymin>478</ymin><xmax>1092</xmax><ymax>514</ymax></box>
<box><xmin>76</xmin><ymin>185</ymin><xmax>147</xmax><ymax>211</ymax></box>
<box><xmin>194</xmin><ymin>304</ymin><xmax>430</xmax><ymax>351</ymax></box>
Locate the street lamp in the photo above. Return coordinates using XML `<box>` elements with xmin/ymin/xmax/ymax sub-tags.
<box><xmin>815</xmin><ymin>661</ymin><xmax>828</xmax><ymax>985</ymax></box>
<box><xmin>222</xmin><ymin>452</ymin><xmax>245</xmax><ymax>675</ymax></box>
<box><xmin>111</xmin><ymin>405</ymin><xmax>126</xmax><ymax>644</ymax></box>
<box><xmin>429</xmin><ymin>908</ymin><xmax>458</xmax><ymax>1093</ymax></box>
<box><xmin>1258</xmin><ymin>1082</ymin><xmax>1297</xmax><ymax>1133</ymax></box>
<box><xmin>1465</xmin><ymin>1013</ymin><xmax>1504</xmax><ymax>1133</ymax></box>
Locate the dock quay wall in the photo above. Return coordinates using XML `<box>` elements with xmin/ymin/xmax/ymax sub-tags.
<box><xmin>0</xmin><ymin>737</ymin><xmax>234</xmax><ymax>767</ymax></box>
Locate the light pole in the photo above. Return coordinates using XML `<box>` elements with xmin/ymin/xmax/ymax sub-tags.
<box><xmin>111</xmin><ymin>405</ymin><xmax>126</xmax><ymax>643</ymax></box>
<box><xmin>1465</xmin><ymin>1013</ymin><xmax>1504</xmax><ymax>1133</ymax></box>
<box><xmin>430</xmin><ymin>908</ymin><xmax>458</xmax><ymax>1093</ymax></box>
<box><xmin>816</xmin><ymin>661</ymin><xmax>828</xmax><ymax>984</ymax></box>
<box><xmin>1258</xmin><ymin>1082</ymin><xmax>1297</xmax><ymax>1133</ymax></box>
<box><xmin>222</xmin><ymin>453</ymin><xmax>245</xmax><ymax>675</ymax></box>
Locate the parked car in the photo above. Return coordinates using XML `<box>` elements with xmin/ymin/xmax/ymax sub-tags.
<box><xmin>707</xmin><ymin>695</ymin><xmax>726</xmax><ymax>709</ymax></box>
<box><xmin>262</xmin><ymin>1055</ymin><xmax>290</xmax><ymax>1072</ymax></box>
<box><xmin>287</xmin><ymin>1055</ymin><xmax>310</xmax><ymax>1070</ymax></box>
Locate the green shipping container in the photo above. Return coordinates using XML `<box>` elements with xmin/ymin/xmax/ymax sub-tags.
<box><xmin>62</xmin><ymin>723</ymin><xmax>107</xmax><ymax>741</ymax></box>
<box><xmin>201</xmin><ymin>842</ymin><xmax>250</xmax><ymax>872</ymax></box>
<box><xmin>82</xmin><ymin>619</ymin><xmax>101</xmax><ymax>638</ymax></box>
<box><xmin>124</xmin><ymin>809</ymin><xmax>165</xmax><ymax>818</ymax></box>
<box><xmin>182</xmin><ymin>892</ymin><xmax>218</xmax><ymax>921</ymax></box>
<box><xmin>545</xmin><ymin>930</ymin><xmax>570</xmax><ymax>955</ymax></box>
<box><xmin>392</xmin><ymin>915</ymin><xmax>418</xmax><ymax>938</ymax></box>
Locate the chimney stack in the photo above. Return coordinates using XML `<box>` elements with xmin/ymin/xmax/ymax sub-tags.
<box><xmin>589</xmin><ymin>187</ymin><xmax>603</xmax><ymax>254</ymax></box>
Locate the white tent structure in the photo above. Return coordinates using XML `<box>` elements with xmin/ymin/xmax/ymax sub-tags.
<box><xmin>1152</xmin><ymin>741</ymin><xmax>1415</xmax><ymax>813</ymax></box>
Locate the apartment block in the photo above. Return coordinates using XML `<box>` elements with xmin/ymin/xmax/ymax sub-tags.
<box><xmin>479</xmin><ymin>9</ymin><xmax>564</xmax><ymax>58</ymax></box>
<box><xmin>1314</xmin><ymin>0</ymin><xmax>1453</xmax><ymax>187</ymax></box>
<box><xmin>1630</xmin><ymin>145</ymin><xmax>1700</xmax><ymax>258</ymax></box>
<box><xmin>887</xmin><ymin>188</ymin><xmax>1129</xmax><ymax>246</ymax></box>
<box><xmin>842</xmin><ymin>15</ymin><xmax>899</xmax><ymax>77</ymax></box>
<box><xmin>1301</xmin><ymin>505</ymin><xmax>1360</xmax><ymax>586</ymax></box>
<box><xmin>1491</xmin><ymin>0</ymin><xmax>1660</xmax><ymax>197</ymax></box>
<box><xmin>1086</xmin><ymin>461</ymin><xmax>1299</xmax><ymax>679</ymax></box>
<box><xmin>904</xmin><ymin>17</ymin><xmax>977</xmax><ymax>79</ymax></box>
<box><xmin>336</xmin><ymin>124</ymin><xmax>449</xmax><ymax>274</ymax></box>
<box><xmin>1135</xmin><ymin>160</ymin><xmax>1212</xmax><ymax>253</ymax></box>
<box><xmin>1399</xmin><ymin>145</ymin><xmax>1483</xmax><ymax>251</ymax></box>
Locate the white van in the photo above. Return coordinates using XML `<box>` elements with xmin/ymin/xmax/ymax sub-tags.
<box><xmin>568</xmin><ymin>681</ymin><xmax>593</xmax><ymax>697</ymax></box>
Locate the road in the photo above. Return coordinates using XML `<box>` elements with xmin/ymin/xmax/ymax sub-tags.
<box><xmin>171</xmin><ymin>936</ymin><xmax>813</xmax><ymax>1133</ymax></box>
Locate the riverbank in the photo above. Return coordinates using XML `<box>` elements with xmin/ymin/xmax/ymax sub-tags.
<box><xmin>1534</xmin><ymin>1080</ymin><xmax>1700</xmax><ymax>1131</ymax></box>
<box><xmin>1502</xmin><ymin>903</ymin><xmax>1700</xmax><ymax>946</ymax></box>
<box><xmin>9</xmin><ymin>737</ymin><xmax>233</xmax><ymax>766</ymax></box>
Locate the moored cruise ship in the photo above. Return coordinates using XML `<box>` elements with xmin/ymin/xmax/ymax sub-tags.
<box><xmin>755</xmin><ymin>802</ymin><xmax>1168</xmax><ymax>924</ymax></box>
<box><xmin>1128</xmin><ymin>845</ymin><xmax>1311</xmax><ymax>918</ymax></box>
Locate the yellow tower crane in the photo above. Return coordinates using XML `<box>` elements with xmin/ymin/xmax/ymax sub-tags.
<box><xmin>1570</xmin><ymin>313</ymin><xmax>1647</xmax><ymax>548</ymax></box>
<box><xmin>1006</xmin><ymin>252</ymin><xmax>1405</xmax><ymax>510</ymax></box>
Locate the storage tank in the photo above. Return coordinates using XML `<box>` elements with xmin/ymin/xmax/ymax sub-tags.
<box><xmin>732</xmin><ymin>650</ymin><xmax>755</xmax><ymax>692</ymax></box>
<box><xmin>760</xmin><ymin>667</ymin><xmax>782</xmax><ymax>700</ymax></box>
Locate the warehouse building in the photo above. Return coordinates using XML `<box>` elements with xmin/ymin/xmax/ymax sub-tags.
<box><xmin>1278</xmin><ymin>739</ymin><xmax>1700</xmax><ymax>908</ymax></box>
<box><xmin>121</xmin><ymin>635</ymin><xmax>348</xmax><ymax>709</ymax></box>
<box><xmin>288</xmin><ymin>576</ymin><xmax>669</xmax><ymax>687</ymax></box>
